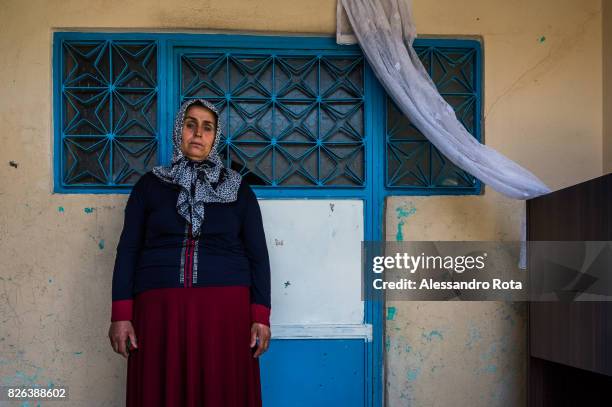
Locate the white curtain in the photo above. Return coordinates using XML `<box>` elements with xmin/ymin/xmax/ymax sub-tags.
<box><xmin>337</xmin><ymin>0</ymin><xmax>552</xmax><ymax>268</ymax></box>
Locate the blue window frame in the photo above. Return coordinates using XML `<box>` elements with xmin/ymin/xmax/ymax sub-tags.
<box><xmin>53</xmin><ymin>33</ymin><xmax>482</xmax><ymax>195</ymax></box>
<box><xmin>54</xmin><ymin>39</ymin><xmax>161</xmax><ymax>191</ymax></box>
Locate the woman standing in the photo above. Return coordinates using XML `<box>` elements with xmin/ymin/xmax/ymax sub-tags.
<box><xmin>108</xmin><ymin>98</ymin><xmax>272</xmax><ymax>406</ymax></box>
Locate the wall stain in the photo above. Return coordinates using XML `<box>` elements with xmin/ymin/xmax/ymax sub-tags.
<box><xmin>407</xmin><ymin>367</ymin><xmax>421</xmax><ymax>382</ymax></box>
<box><xmin>431</xmin><ymin>363</ymin><xmax>445</xmax><ymax>373</ymax></box>
<box><xmin>466</xmin><ymin>325</ymin><xmax>482</xmax><ymax>350</ymax></box>
<box><xmin>395</xmin><ymin>203</ymin><xmax>417</xmax><ymax>241</ymax></box>
<box><xmin>422</xmin><ymin>330</ymin><xmax>443</xmax><ymax>342</ymax></box>
<box><xmin>477</xmin><ymin>341</ymin><xmax>505</xmax><ymax>375</ymax></box>
<box><xmin>83</xmin><ymin>207</ymin><xmax>95</xmax><ymax>214</ymax></box>
<box><xmin>0</xmin><ymin>350</ymin><xmax>54</xmax><ymax>396</ymax></box>
<box><xmin>483</xmin><ymin>364</ymin><xmax>497</xmax><ymax>373</ymax></box>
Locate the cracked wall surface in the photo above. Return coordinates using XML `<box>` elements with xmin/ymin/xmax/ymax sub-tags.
<box><xmin>0</xmin><ymin>0</ymin><xmax>604</xmax><ymax>406</ymax></box>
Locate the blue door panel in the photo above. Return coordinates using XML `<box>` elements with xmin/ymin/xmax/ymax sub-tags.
<box><xmin>260</xmin><ymin>339</ymin><xmax>366</xmax><ymax>406</ymax></box>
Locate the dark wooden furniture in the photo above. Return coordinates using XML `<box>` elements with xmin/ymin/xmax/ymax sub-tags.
<box><xmin>527</xmin><ymin>173</ymin><xmax>612</xmax><ymax>406</ymax></box>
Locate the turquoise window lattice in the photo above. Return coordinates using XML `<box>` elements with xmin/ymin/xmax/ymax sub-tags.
<box><xmin>179</xmin><ymin>52</ymin><xmax>364</xmax><ymax>187</ymax></box>
<box><xmin>57</xmin><ymin>40</ymin><xmax>159</xmax><ymax>189</ymax></box>
<box><xmin>386</xmin><ymin>40</ymin><xmax>482</xmax><ymax>191</ymax></box>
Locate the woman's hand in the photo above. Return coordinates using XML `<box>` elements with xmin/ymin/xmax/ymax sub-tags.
<box><xmin>250</xmin><ymin>322</ymin><xmax>271</xmax><ymax>358</ymax></box>
<box><xmin>108</xmin><ymin>321</ymin><xmax>138</xmax><ymax>358</ymax></box>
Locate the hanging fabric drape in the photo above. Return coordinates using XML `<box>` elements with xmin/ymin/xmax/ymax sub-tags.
<box><xmin>337</xmin><ymin>0</ymin><xmax>552</xmax><ymax>269</ymax></box>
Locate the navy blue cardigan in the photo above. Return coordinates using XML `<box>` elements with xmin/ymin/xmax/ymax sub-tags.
<box><xmin>111</xmin><ymin>171</ymin><xmax>271</xmax><ymax>326</ymax></box>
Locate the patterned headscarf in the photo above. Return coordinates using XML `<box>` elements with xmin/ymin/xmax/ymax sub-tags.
<box><xmin>152</xmin><ymin>99</ymin><xmax>242</xmax><ymax>237</ymax></box>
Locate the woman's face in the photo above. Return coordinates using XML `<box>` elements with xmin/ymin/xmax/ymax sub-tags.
<box><xmin>180</xmin><ymin>104</ymin><xmax>217</xmax><ymax>161</ymax></box>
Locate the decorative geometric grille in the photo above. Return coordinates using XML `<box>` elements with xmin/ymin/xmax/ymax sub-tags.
<box><xmin>180</xmin><ymin>53</ymin><xmax>365</xmax><ymax>187</ymax></box>
<box><xmin>59</xmin><ymin>40</ymin><xmax>158</xmax><ymax>188</ymax></box>
<box><xmin>386</xmin><ymin>44</ymin><xmax>481</xmax><ymax>190</ymax></box>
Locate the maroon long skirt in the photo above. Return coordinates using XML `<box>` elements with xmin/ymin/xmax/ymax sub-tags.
<box><xmin>126</xmin><ymin>286</ymin><xmax>262</xmax><ymax>407</ymax></box>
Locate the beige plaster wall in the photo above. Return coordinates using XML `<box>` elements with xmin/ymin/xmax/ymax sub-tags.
<box><xmin>604</xmin><ymin>0</ymin><xmax>612</xmax><ymax>173</ymax></box>
<box><xmin>0</xmin><ymin>0</ymin><xmax>603</xmax><ymax>406</ymax></box>
<box><xmin>385</xmin><ymin>0</ymin><xmax>602</xmax><ymax>406</ymax></box>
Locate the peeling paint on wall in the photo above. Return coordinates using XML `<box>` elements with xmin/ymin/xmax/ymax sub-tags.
<box><xmin>466</xmin><ymin>324</ymin><xmax>482</xmax><ymax>350</ymax></box>
<box><xmin>395</xmin><ymin>203</ymin><xmax>417</xmax><ymax>241</ymax></box>
<box><xmin>422</xmin><ymin>330</ymin><xmax>444</xmax><ymax>342</ymax></box>
<box><xmin>407</xmin><ymin>367</ymin><xmax>421</xmax><ymax>382</ymax></box>
<box><xmin>385</xmin><ymin>302</ymin><xmax>526</xmax><ymax>406</ymax></box>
